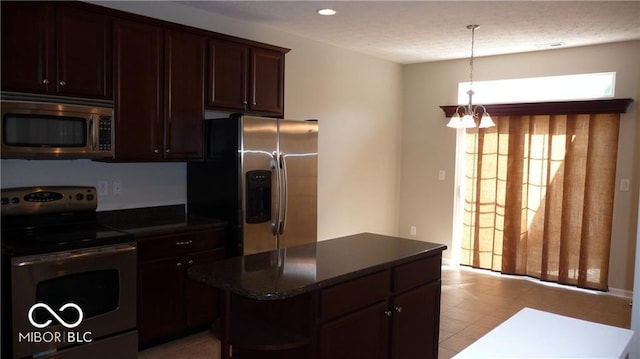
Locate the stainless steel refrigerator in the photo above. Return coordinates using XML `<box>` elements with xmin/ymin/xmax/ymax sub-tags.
<box><xmin>187</xmin><ymin>115</ymin><xmax>318</xmax><ymax>256</ymax></box>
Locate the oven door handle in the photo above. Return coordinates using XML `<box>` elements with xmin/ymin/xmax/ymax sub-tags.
<box><xmin>12</xmin><ymin>243</ymin><xmax>136</xmax><ymax>267</ymax></box>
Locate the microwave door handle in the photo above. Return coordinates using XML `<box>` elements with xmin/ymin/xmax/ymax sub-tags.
<box><xmin>89</xmin><ymin>116</ymin><xmax>97</xmax><ymax>151</ymax></box>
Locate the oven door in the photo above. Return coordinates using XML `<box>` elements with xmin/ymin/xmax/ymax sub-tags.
<box><xmin>10</xmin><ymin>243</ymin><xmax>136</xmax><ymax>359</ymax></box>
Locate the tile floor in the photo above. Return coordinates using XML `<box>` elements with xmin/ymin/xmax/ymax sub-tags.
<box><xmin>138</xmin><ymin>265</ymin><xmax>632</xmax><ymax>359</ymax></box>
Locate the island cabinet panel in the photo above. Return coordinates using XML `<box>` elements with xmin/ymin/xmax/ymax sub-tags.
<box><xmin>393</xmin><ymin>255</ymin><xmax>442</xmax><ymax>292</ymax></box>
<box><xmin>207</xmin><ymin>39</ymin><xmax>286</xmax><ymax>116</ymax></box>
<box><xmin>317</xmin><ymin>255</ymin><xmax>443</xmax><ymax>359</ymax></box>
<box><xmin>1</xmin><ymin>2</ymin><xmax>111</xmax><ymax>99</ymax></box>
<box><xmin>113</xmin><ymin>19</ymin><xmax>204</xmax><ymax>161</ymax></box>
<box><xmin>319</xmin><ymin>301</ymin><xmax>389</xmax><ymax>359</ymax></box>
<box><xmin>391</xmin><ymin>281</ymin><xmax>441</xmax><ymax>359</ymax></box>
<box><xmin>137</xmin><ymin>228</ymin><xmax>225</xmax><ymax>347</ymax></box>
<box><xmin>319</xmin><ymin>270</ymin><xmax>389</xmax><ymax>321</ymax></box>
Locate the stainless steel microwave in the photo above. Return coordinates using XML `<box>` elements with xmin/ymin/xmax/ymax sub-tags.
<box><xmin>1</xmin><ymin>100</ymin><xmax>114</xmax><ymax>159</ymax></box>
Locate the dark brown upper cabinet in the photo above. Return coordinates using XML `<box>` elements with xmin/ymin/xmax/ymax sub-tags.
<box><xmin>163</xmin><ymin>29</ymin><xmax>205</xmax><ymax>160</ymax></box>
<box><xmin>1</xmin><ymin>2</ymin><xmax>111</xmax><ymax>100</ymax></box>
<box><xmin>113</xmin><ymin>18</ymin><xmax>204</xmax><ymax>161</ymax></box>
<box><xmin>208</xmin><ymin>38</ymin><xmax>287</xmax><ymax>116</ymax></box>
<box><xmin>112</xmin><ymin>18</ymin><xmax>163</xmax><ymax>161</ymax></box>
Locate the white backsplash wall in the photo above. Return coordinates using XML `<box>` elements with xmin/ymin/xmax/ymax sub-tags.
<box><xmin>0</xmin><ymin>159</ymin><xmax>186</xmax><ymax>211</ymax></box>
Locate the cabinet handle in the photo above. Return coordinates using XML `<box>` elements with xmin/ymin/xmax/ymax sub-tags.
<box><xmin>385</xmin><ymin>310</ymin><xmax>392</xmax><ymax>317</ymax></box>
<box><xmin>188</xmin><ymin>259</ymin><xmax>194</xmax><ymax>265</ymax></box>
<box><xmin>176</xmin><ymin>240</ymin><xmax>193</xmax><ymax>246</ymax></box>
<box><xmin>166</xmin><ymin>149</ymin><xmax>171</xmax><ymax>153</ymax></box>
<box><xmin>59</xmin><ymin>81</ymin><xmax>66</xmax><ymax>86</ymax></box>
<box><xmin>42</xmin><ymin>79</ymin><xmax>49</xmax><ymax>85</ymax></box>
<box><xmin>153</xmin><ymin>149</ymin><xmax>159</xmax><ymax>154</ymax></box>
<box><xmin>395</xmin><ymin>306</ymin><xmax>403</xmax><ymax>313</ymax></box>
<box><xmin>176</xmin><ymin>262</ymin><xmax>182</xmax><ymax>268</ymax></box>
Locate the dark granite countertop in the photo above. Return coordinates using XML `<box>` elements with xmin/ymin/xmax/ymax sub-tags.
<box><xmin>188</xmin><ymin>232</ymin><xmax>447</xmax><ymax>300</ymax></box>
<box><xmin>98</xmin><ymin>204</ymin><xmax>226</xmax><ymax>237</ymax></box>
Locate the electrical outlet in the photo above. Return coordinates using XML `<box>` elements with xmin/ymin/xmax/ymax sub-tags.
<box><xmin>410</xmin><ymin>226</ymin><xmax>417</xmax><ymax>236</ymax></box>
<box><xmin>97</xmin><ymin>181</ymin><xmax>108</xmax><ymax>196</ymax></box>
<box><xmin>113</xmin><ymin>180</ymin><xmax>122</xmax><ymax>196</ymax></box>
<box><xmin>438</xmin><ymin>170</ymin><xmax>446</xmax><ymax>181</ymax></box>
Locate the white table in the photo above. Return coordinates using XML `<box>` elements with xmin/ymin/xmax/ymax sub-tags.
<box><xmin>453</xmin><ymin>307</ymin><xmax>634</xmax><ymax>358</ymax></box>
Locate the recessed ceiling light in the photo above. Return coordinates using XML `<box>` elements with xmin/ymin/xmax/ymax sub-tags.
<box><xmin>535</xmin><ymin>42</ymin><xmax>566</xmax><ymax>49</ymax></box>
<box><xmin>317</xmin><ymin>8</ymin><xmax>337</xmax><ymax>16</ymax></box>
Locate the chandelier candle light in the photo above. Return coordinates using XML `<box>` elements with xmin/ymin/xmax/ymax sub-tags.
<box><xmin>446</xmin><ymin>25</ymin><xmax>495</xmax><ymax>129</ymax></box>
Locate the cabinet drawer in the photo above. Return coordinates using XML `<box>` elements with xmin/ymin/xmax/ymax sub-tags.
<box><xmin>320</xmin><ymin>270</ymin><xmax>389</xmax><ymax>321</ymax></box>
<box><xmin>188</xmin><ymin>229</ymin><xmax>225</xmax><ymax>252</ymax></box>
<box><xmin>137</xmin><ymin>229</ymin><xmax>225</xmax><ymax>262</ymax></box>
<box><xmin>393</xmin><ymin>255</ymin><xmax>441</xmax><ymax>292</ymax></box>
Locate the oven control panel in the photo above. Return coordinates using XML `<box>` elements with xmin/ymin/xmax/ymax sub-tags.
<box><xmin>1</xmin><ymin>186</ymin><xmax>97</xmax><ymax>216</ymax></box>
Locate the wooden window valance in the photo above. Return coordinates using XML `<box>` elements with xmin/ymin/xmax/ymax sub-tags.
<box><xmin>440</xmin><ymin>98</ymin><xmax>633</xmax><ymax>118</ymax></box>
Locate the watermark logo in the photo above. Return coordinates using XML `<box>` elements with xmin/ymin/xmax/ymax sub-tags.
<box><xmin>28</xmin><ymin>303</ymin><xmax>83</xmax><ymax>329</ymax></box>
<box><xmin>18</xmin><ymin>302</ymin><xmax>92</xmax><ymax>344</ymax></box>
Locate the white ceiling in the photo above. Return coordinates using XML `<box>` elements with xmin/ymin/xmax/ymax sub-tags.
<box><xmin>180</xmin><ymin>1</ymin><xmax>640</xmax><ymax>64</ymax></box>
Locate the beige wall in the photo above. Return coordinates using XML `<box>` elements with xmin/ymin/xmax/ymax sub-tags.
<box><xmin>401</xmin><ymin>41</ymin><xmax>640</xmax><ymax>292</ymax></box>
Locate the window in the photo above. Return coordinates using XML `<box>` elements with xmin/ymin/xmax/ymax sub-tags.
<box><xmin>457</xmin><ymin>72</ymin><xmax>615</xmax><ymax>105</ymax></box>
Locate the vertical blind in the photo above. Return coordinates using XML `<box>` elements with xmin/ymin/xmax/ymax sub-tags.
<box><xmin>460</xmin><ymin>113</ymin><xmax>620</xmax><ymax>291</ymax></box>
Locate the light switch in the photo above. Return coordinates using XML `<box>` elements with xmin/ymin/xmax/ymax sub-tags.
<box><xmin>620</xmin><ymin>179</ymin><xmax>630</xmax><ymax>192</ymax></box>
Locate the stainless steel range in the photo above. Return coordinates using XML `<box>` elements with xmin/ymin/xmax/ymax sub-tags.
<box><xmin>1</xmin><ymin>186</ymin><xmax>137</xmax><ymax>359</ymax></box>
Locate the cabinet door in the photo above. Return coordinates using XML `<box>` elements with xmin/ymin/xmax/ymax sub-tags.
<box><xmin>137</xmin><ymin>257</ymin><xmax>186</xmax><ymax>344</ymax></box>
<box><xmin>113</xmin><ymin>19</ymin><xmax>163</xmax><ymax>161</ymax></box>
<box><xmin>186</xmin><ymin>249</ymin><xmax>225</xmax><ymax>328</ymax></box>
<box><xmin>164</xmin><ymin>29</ymin><xmax>205</xmax><ymax>160</ymax></box>
<box><xmin>56</xmin><ymin>5</ymin><xmax>111</xmax><ymax>99</ymax></box>
<box><xmin>391</xmin><ymin>281</ymin><xmax>441</xmax><ymax>359</ymax></box>
<box><xmin>207</xmin><ymin>39</ymin><xmax>248</xmax><ymax>111</ymax></box>
<box><xmin>318</xmin><ymin>302</ymin><xmax>389</xmax><ymax>359</ymax></box>
<box><xmin>1</xmin><ymin>2</ymin><xmax>54</xmax><ymax>93</ymax></box>
<box><xmin>250</xmin><ymin>48</ymin><xmax>285</xmax><ymax>115</ymax></box>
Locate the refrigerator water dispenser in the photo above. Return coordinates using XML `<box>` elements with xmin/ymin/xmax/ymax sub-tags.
<box><xmin>246</xmin><ymin>170</ymin><xmax>272</xmax><ymax>223</ymax></box>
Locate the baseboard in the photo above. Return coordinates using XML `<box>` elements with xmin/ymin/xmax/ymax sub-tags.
<box><xmin>609</xmin><ymin>287</ymin><xmax>633</xmax><ymax>300</ymax></box>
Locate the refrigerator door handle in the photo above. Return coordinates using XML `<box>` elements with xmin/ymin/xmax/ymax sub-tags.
<box><xmin>271</xmin><ymin>152</ymin><xmax>280</xmax><ymax>236</ymax></box>
<box><xmin>279</xmin><ymin>152</ymin><xmax>289</xmax><ymax>235</ymax></box>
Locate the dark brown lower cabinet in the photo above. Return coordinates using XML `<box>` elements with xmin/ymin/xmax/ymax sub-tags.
<box><xmin>391</xmin><ymin>281</ymin><xmax>441</xmax><ymax>359</ymax></box>
<box><xmin>317</xmin><ymin>283</ymin><xmax>441</xmax><ymax>359</ymax></box>
<box><xmin>319</xmin><ymin>301</ymin><xmax>389</xmax><ymax>359</ymax></box>
<box><xmin>317</xmin><ymin>255</ymin><xmax>442</xmax><ymax>359</ymax></box>
<box><xmin>137</xmin><ymin>228</ymin><xmax>225</xmax><ymax>347</ymax></box>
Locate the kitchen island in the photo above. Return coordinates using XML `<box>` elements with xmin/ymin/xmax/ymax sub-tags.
<box><xmin>189</xmin><ymin>232</ymin><xmax>447</xmax><ymax>359</ymax></box>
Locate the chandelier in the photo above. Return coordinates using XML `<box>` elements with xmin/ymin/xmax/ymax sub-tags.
<box><xmin>446</xmin><ymin>25</ymin><xmax>495</xmax><ymax>129</ymax></box>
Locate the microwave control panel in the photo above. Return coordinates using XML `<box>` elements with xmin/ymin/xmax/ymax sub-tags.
<box><xmin>98</xmin><ymin>116</ymin><xmax>112</xmax><ymax>151</ymax></box>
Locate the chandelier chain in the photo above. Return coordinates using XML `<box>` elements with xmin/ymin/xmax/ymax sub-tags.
<box><xmin>445</xmin><ymin>24</ymin><xmax>494</xmax><ymax>129</ymax></box>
